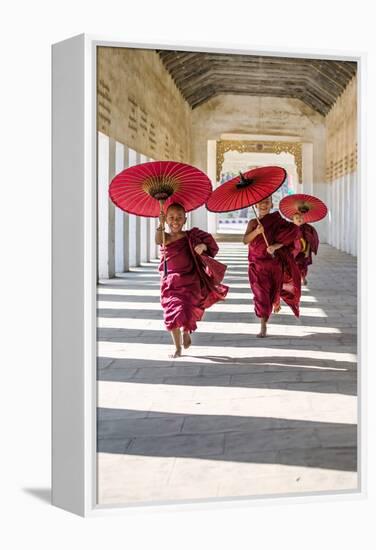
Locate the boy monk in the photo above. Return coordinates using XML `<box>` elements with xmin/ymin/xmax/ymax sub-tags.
<box><xmin>243</xmin><ymin>196</ymin><xmax>301</xmax><ymax>338</ymax></box>
<box><xmin>156</xmin><ymin>203</ymin><xmax>228</xmax><ymax>358</ymax></box>
<box><xmin>291</xmin><ymin>212</ymin><xmax>320</xmax><ymax>285</ymax></box>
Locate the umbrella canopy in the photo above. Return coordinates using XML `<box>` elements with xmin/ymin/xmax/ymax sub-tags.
<box><xmin>206</xmin><ymin>166</ymin><xmax>287</xmax><ymax>213</ymax></box>
<box><xmin>279</xmin><ymin>193</ymin><xmax>328</xmax><ymax>223</ymax></box>
<box><xmin>109</xmin><ymin>160</ymin><xmax>212</xmax><ymax>217</ymax></box>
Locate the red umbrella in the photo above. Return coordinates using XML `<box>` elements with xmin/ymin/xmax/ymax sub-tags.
<box><xmin>279</xmin><ymin>193</ymin><xmax>328</xmax><ymax>223</ymax></box>
<box><xmin>109</xmin><ymin>161</ymin><xmax>213</xmax><ymax>275</ymax></box>
<box><xmin>109</xmin><ymin>161</ymin><xmax>212</xmax><ymax>217</ymax></box>
<box><xmin>206</xmin><ymin>166</ymin><xmax>287</xmax><ymax>248</ymax></box>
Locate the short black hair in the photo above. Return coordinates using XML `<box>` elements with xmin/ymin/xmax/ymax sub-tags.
<box><xmin>166</xmin><ymin>202</ymin><xmax>186</xmax><ymax>214</ymax></box>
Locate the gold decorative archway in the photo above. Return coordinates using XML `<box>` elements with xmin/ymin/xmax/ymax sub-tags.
<box><xmin>216</xmin><ymin>140</ymin><xmax>303</xmax><ymax>183</ymax></box>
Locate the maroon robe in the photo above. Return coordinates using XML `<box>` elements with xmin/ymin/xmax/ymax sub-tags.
<box><xmin>247</xmin><ymin>211</ymin><xmax>301</xmax><ymax>320</ymax></box>
<box><xmin>159</xmin><ymin>227</ymin><xmax>228</xmax><ymax>332</ymax></box>
<box><xmin>293</xmin><ymin>223</ymin><xmax>319</xmax><ymax>279</ymax></box>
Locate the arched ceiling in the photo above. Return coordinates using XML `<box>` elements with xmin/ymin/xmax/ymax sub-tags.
<box><xmin>157</xmin><ymin>51</ymin><xmax>357</xmax><ymax>116</ymax></box>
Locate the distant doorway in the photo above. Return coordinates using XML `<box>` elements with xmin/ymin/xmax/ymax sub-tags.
<box><xmin>217</xmin><ymin>150</ymin><xmax>299</xmax><ymax>234</ymax></box>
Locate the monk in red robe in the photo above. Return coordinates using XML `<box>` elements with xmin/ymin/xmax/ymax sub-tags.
<box><xmin>291</xmin><ymin>212</ymin><xmax>320</xmax><ymax>285</ymax></box>
<box><xmin>156</xmin><ymin>203</ymin><xmax>228</xmax><ymax>358</ymax></box>
<box><xmin>243</xmin><ymin>196</ymin><xmax>301</xmax><ymax>338</ymax></box>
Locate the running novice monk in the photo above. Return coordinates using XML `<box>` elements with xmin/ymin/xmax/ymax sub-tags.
<box><xmin>156</xmin><ymin>203</ymin><xmax>228</xmax><ymax>358</ymax></box>
<box><xmin>243</xmin><ymin>196</ymin><xmax>301</xmax><ymax>338</ymax></box>
<box><xmin>291</xmin><ymin>212</ymin><xmax>320</xmax><ymax>286</ymax></box>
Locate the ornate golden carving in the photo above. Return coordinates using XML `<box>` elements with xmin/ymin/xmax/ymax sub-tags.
<box><xmin>216</xmin><ymin>140</ymin><xmax>303</xmax><ymax>183</ymax></box>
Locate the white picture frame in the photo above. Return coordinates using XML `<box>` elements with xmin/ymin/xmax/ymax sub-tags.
<box><xmin>52</xmin><ymin>34</ymin><xmax>366</xmax><ymax>517</ymax></box>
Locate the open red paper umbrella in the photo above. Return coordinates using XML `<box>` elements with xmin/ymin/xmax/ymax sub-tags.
<box><xmin>279</xmin><ymin>193</ymin><xmax>328</xmax><ymax>223</ymax></box>
<box><xmin>109</xmin><ymin>160</ymin><xmax>212</xmax><ymax>217</ymax></box>
<box><xmin>109</xmin><ymin>161</ymin><xmax>212</xmax><ymax>275</ymax></box>
<box><xmin>206</xmin><ymin>166</ymin><xmax>287</xmax><ymax>247</ymax></box>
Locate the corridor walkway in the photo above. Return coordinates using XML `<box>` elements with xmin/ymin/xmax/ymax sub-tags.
<box><xmin>97</xmin><ymin>242</ymin><xmax>357</xmax><ymax>506</ymax></box>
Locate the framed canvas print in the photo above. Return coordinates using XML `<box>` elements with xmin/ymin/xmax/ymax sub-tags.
<box><xmin>52</xmin><ymin>34</ymin><xmax>365</xmax><ymax>516</ymax></box>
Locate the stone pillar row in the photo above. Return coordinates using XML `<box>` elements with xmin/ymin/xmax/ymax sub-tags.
<box><xmin>327</xmin><ymin>172</ymin><xmax>357</xmax><ymax>256</ymax></box>
<box><xmin>98</xmin><ymin>133</ymin><xmax>160</xmax><ymax>280</ymax></box>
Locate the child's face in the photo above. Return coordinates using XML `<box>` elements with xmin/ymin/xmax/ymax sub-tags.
<box><xmin>293</xmin><ymin>213</ymin><xmax>304</xmax><ymax>226</ymax></box>
<box><xmin>256</xmin><ymin>197</ymin><xmax>273</xmax><ymax>217</ymax></box>
<box><xmin>166</xmin><ymin>207</ymin><xmax>186</xmax><ymax>233</ymax></box>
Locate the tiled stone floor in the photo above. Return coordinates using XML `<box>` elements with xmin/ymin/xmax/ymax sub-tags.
<box><xmin>97</xmin><ymin>243</ymin><xmax>358</xmax><ymax>505</ymax></box>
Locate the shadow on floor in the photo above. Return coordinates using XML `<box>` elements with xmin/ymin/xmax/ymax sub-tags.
<box><xmin>97</xmin><ymin>408</ymin><xmax>357</xmax><ymax>472</ymax></box>
<box><xmin>97</xmin><ymin>355</ymin><xmax>356</xmax><ymax>396</ymax></box>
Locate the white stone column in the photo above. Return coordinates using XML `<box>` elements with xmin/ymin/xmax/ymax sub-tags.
<box><xmin>338</xmin><ymin>179</ymin><xmax>343</xmax><ymax>251</ymax></box>
<box><xmin>149</xmin><ymin>216</ymin><xmax>157</xmax><ymax>261</ymax></box>
<box><xmin>352</xmin><ymin>172</ymin><xmax>357</xmax><ymax>256</ymax></box>
<box><xmin>329</xmin><ymin>181</ymin><xmax>334</xmax><ymax>248</ymax></box>
<box><xmin>107</xmin><ymin>138</ymin><xmax>116</xmax><ymax>278</ymax></box>
<box><xmin>147</xmin><ymin>156</ymin><xmax>158</xmax><ymax>261</ymax></box>
<box><xmin>98</xmin><ymin>132</ymin><xmax>109</xmax><ymax>279</ymax></box>
<box><xmin>344</xmin><ymin>174</ymin><xmax>351</xmax><ymax>253</ymax></box>
<box><xmin>97</xmin><ymin>132</ymin><xmax>116</xmax><ymax>279</ymax></box>
<box><xmin>122</xmin><ymin>146</ymin><xmax>130</xmax><ymax>271</ymax></box>
<box><xmin>341</xmin><ymin>177</ymin><xmax>346</xmax><ymax>252</ymax></box>
<box><xmin>114</xmin><ymin>141</ymin><xmax>125</xmax><ymax>273</ymax></box>
<box><xmin>207</xmin><ymin>140</ymin><xmax>217</xmax><ymax>234</ymax></box>
<box><xmin>327</xmin><ymin>182</ymin><xmax>332</xmax><ymax>246</ymax></box>
<box><xmin>140</xmin><ymin>217</ymin><xmax>148</xmax><ymax>263</ymax></box>
<box><xmin>301</xmin><ymin>143</ymin><xmax>313</xmax><ymax>195</ymax></box>
<box><xmin>334</xmin><ymin>181</ymin><xmax>339</xmax><ymax>249</ymax></box>
<box><xmin>128</xmin><ymin>148</ymin><xmax>138</xmax><ymax>267</ymax></box>
<box><xmin>139</xmin><ymin>154</ymin><xmax>149</xmax><ymax>263</ymax></box>
<box><xmin>312</xmin><ymin>181</ymin><xmax>328</xmax><ymax>245</ymax></box>
<box><xmin>330</xmin><ymin>182</ymin><xmax>335</xmax><ymax>248</ymax></box>
<box><xmin>135</xmin><ymin>152</ymin><xmax>142</xmax><ymax>266</ymax></box>
<box><xmin>332</xmin><ymin>180</ymin><xmax>337</xmax><ymax>249</ymax></box>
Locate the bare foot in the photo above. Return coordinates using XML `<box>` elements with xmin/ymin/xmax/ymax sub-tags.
<box><xmin>183</xmin><ymin>332</ymin><xmax>192</xmax><ymax>349</ymax></box>
<box><xmin>257</xmin><ymin>320</ymin><xmax>267</xmax><ymax>338</ymax></box>
<box><xmin>273</xmin><ymin>302</ymin><xmax>281</xmax><ymax>313</ymax></box>
<box><xmin>169</xmin><ymin>347</ymin><xmax>182</xmax><ymax>359</ymax></box>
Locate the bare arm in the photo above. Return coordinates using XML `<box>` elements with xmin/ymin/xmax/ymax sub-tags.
<box><xmin>155</xmin><ymin>211</ymin><xmax>169</xmax><ymax>245</ymax></box>
<box><xmin>243</xmin><ymin>219</ymin><xmax>263</xmax><ymax>244</ymax></box>
<box><xmin>155</xmin><ymin>226</ymin><xmax>169</xmax><ymax>245</ymax></box>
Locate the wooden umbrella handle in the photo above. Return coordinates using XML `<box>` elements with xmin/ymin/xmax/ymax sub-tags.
<box><xmin>159</xmin><ymin>200</ymin><xmax>166</xmax><ymax>244</ymax></box>
<box><xmin>252</xmin><ymin>205</ymin><xmax>270</xmax><ymax>248</ymax></box>
<box><xmin>159</xmin><ymin>200</ymin><xmax>168</xmax><ymax>276</ymax></box>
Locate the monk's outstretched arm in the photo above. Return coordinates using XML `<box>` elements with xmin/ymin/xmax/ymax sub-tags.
<box><xmin>191</xmin><ymin>228</ymin><xmax>218</xmax><ymax>257</ymax></box>
<box><xmin>243</xmin><ymin>220</ymin><xmax>262</xmax><ymax>244</ymax></box>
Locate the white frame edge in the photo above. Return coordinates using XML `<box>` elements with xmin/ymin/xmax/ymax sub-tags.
<box><xmin>51</xmin><ymin>33</ymin><xmax>366</xmax><ymax>517</ymax></box>
<box><xmin>52</xmin><ymin>33</ymin><xmax>97</xmax><ymax>516</ymax></box>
